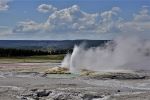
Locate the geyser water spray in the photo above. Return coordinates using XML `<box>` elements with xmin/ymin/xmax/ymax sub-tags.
<box><xmin>61</xmin><ymin>36</ymin><xmax>150</xmax><ymax>73</ymax></box>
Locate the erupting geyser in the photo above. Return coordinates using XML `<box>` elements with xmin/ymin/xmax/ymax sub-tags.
<box><xmin>61</xmin><ymin>36</ymin><xmax>150</xmax><ymax>73</ymax></box>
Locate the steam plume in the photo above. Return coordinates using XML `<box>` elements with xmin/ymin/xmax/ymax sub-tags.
<box><xmin>61</xmin><ymin>36</ymin><xmax>150</xmax><ymax>73</ymax></box>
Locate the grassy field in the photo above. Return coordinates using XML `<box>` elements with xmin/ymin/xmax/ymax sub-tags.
<box><xmin>0</xmin><ymin>54</ymin><xmax>65</xmax><ymax>63</ymax></box>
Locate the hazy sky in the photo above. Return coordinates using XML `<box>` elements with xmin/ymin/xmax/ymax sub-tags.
<box><xmin>0</xmin><ymin>0</ymin><xmax>150</xmax><ymax>40</ymax></box>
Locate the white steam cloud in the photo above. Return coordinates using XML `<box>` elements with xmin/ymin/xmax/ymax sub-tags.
<box><xmin>61</xmin><ymin>36</ymin><xmax>150</xmax><ymax>73</ymax></box>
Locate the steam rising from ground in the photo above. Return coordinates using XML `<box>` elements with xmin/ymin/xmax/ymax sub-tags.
<box><xmin>61</xmin><ymin>36</ymin><xmax>150</xmax><ymax>73</ymax></box>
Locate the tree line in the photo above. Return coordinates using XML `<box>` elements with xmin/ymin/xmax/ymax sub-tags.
<box><xmin>0</xmin><ymin>48</ymin><xmax>73</xmax><ymax>57</ymax></box>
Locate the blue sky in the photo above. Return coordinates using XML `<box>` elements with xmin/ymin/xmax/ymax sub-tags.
<box><xmin>0</xmin><ymin>0</ymin><xmax>150</xmax><ymax>40</ymax></box>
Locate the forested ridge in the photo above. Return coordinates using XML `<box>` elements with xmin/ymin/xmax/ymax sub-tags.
<box><xmin>0</xmin><ymin>48</ymin><xmax>49</xmax><ymax>57</ymax></box>
<box><xmin>0</xmin><ymin>48</ymin><xmax>72</xmax><ymax>57</ymax></box>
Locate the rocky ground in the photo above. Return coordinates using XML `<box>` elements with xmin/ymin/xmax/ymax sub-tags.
<box><xmin>0</xmin><ymin>63</ymin><xmax>150</xmax><ymax>100</ymax></box>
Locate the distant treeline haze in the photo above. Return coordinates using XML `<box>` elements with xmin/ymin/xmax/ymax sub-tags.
<box><xmin>0</xmin><ymin>48</ymin><xmax>72</xmax><ymax>57</ymax></box>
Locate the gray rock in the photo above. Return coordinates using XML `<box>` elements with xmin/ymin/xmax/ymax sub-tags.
<box><xmin>35</xmin><ymin>89</ymin><xmax>51</xmax><ymax>97</ymax></box>
<box><xmin>20</xmin><ymin>96</ymin><xmax>28</xmax><ymax>100</ymax></box>
<box><xmin>21</xmin><ymin>92</ymin><xmax>34</xmax><ymax>97</ymax></box>
<box><xmin>82</xmin><ymin>93</ymin><xmax>102</xmax><ymax>100</ymax></box>
<box><xmin>49</xmin><ymin>92</ymin><xmax>82</xmax><ymax>100</ymax></box>
<box><xmin>30</xmin><ymin>88</ymin><xmax>38</xmax><ymax>92</ymax></box>
<box><xmin>21</xmin><ymin>89</ymin><xmax>51</xmax><ymax>100</ymax></box>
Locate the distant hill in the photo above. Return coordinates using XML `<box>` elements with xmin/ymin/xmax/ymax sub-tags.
<box><xmin>0</xmin><ymin>40</ymin><xmax>110</xmax><ymax>51</ymax></box>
